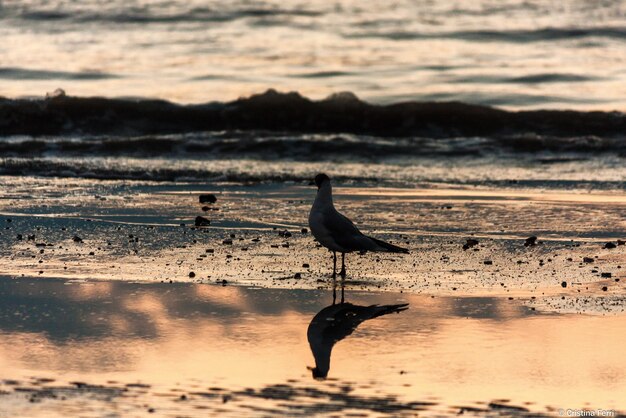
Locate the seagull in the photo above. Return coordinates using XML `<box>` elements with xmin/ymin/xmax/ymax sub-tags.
<box><xmin>307</xmin><ymin>298</ymin><xmax>409</xmax><ymax>380</ymax></box>
<box><xmin>308</xmin><ymin>173</ymin><xmax>409</xmax><ymax>277</ymax></box>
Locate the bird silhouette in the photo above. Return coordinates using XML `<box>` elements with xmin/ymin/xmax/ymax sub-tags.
<box><xmin>307</xmin><ymin>282</ymin><xmax>409</xmax><ymax>379</ymax></box>
<box><xmin>308</xmin><ymin>173</ymin><xmax>408</xmax><ymax>277</ymax></box>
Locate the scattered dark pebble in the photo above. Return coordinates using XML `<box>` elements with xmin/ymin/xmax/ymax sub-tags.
<box><xmin>302</xmin><ymin>263</ymin><xmax>310</xmax><ymax>268</ymax></box>
<box><xmin>189</xmin><ymin>272</ymin><xmax>196</xmax><ymax>278</ymax></box>
<box><xmin>301</xmin><ymin>228</ymin><xmax>308</xmax><ymax>234</ymax></box>
<box><xmin>194</xmin><ymin>216</ymin><xmax>211</xmax><ymax>227</ymax></box>
<box><xmin>583</xmin><ymin>257</ymin><xmax>594</xmax><ymax>263</ymax></box>
<box><xmin>617</xmin><ymin>239</ymin><xmax>625</xmax><ymax>246</ymax></box>
<box><xmin>294</xmin><ymin>273</ymin><xmax>301</xmax><ymax>279</ymax></box>
<box><xmin>201</xmin><ymin>206</ymin><xmax>210</xmax><ymax>212</ymax></box>
<box><xmin>16</xmin><ymin>234</ymin><xmax>23</xmax><ymax>240</ymax></box>
<box><xmin>222</xmin><ymin>239</ymin><xmax>233</xmax><ymax>245</ymax></box>
<box><xmin>483</xmin><ymin>260</ymin><xmax>493</xmax><ymax>265</ymax></box>
<box><xmin>601</xmin><ymin>272</ymin><xmax>612</xmax><ymax>278</ymax></box>
<box><xmin>561</xmin><ymin>281</ymin><xmax>567</xmax><ymax>288</ymax></box>
<box><xmin>72</xmin><ymin>236</ymin><xmax>83</xmax><ymax>243</ymax></box>
<box><xmin>602</xmin><ymin>286</ymin><xmax>608</xmax><ymax>291</ymax></box>
<box><xmin>279</xmin><ymin>230</ymin><xmax>292</xmax><ymax>238</ymax></box>
<box><xmin>199</xmin><ymin>194</ymin><xmax>217</xmax><ymax>204</ymax></box>
<box><xmin>462</xmin><ymin>239</ymin><xmax>479</xmax><ymax>251</ymax></box>
<box><xmin>604</xmin><ymin>242</ymin><xmax>616</xmax><ymax>249</ymax></box>
<box><xmin>524</xmin><ymin>236</ymin><xmax>537</xmax><ymax>247</ymax></box>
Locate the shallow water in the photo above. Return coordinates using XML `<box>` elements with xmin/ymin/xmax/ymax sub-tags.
<box><xmin>1</xmin><ymin>0</ymin><xmax>625</xmax><ymax>109</ymax></box>
<box><xmin>1</xmin><ymin>277</ymin><xmax>625</xmax><ymax>417</ymax></box>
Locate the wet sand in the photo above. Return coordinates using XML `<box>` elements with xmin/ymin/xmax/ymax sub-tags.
<box><xmin>0</xmin><ymin>175</ymin><xmax>625</xmax><ymax>416</ymax></box>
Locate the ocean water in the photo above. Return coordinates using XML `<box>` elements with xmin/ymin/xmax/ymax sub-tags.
<box><xmin>1</xmin><ymin>0</ymin><xmax>625</xmax><ymax>110</ymax></box>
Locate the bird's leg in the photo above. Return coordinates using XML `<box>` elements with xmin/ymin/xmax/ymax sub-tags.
<box><xmin>332</xmin><ymin>251</ymin><xmax>337</xmax><ymax>278</ymax></box>
<box><xmin>340</xmin><ymin>274</ymin><xmax>345</xmax><ymax>304</ymax></box>
<box><xmin>340</xmin><ymin>252</ymin><xmax>346</xmax><ymax>278</ymax></box>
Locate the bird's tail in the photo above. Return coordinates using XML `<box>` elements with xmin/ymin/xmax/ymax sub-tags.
<box><xmin>369</xmin><ymin>237</ymin><xmax>409</xmax><ymax>254</ymax></box>
<box><xmin>369</xmin><ymin>303</ymin><xmax>409</xmax><ymax>319</ymax></box>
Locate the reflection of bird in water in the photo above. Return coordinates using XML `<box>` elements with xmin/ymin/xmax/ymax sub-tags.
<box><xmin>308</xmin><ymin>173</ymin><xmax>409</xmax><ymax>278</ymax></box>
<box><xmin>307</xmin><ymin>283</ymin><xmax>409</xmax><ymax>379</ymax></box>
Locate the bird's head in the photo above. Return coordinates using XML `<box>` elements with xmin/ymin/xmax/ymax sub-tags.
<box><xmin>313</xmin><ymin>173</ymin><xmax>330</xmax><ymax>190</ymax></box>
<box><xmin>307</xmin><ymin>365</ymin><xmax>327</xmax><ymax>380</ymax></box>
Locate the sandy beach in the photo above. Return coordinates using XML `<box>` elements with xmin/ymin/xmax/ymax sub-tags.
<box><xmin>1</xmin><ymin>174</ymin><xmax>625</xmax><ymax>416</ymax></box>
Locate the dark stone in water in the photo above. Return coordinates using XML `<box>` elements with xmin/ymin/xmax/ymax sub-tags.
<box><xmin>524</xmin><ymin>236</ymin><xmax>537</xmax><ymax>246</ymax></box>
<box><xmin>195</xmin><ymin>216</ymin><xmax>211</xmax><ymax>227</ymax></box>
<box><xmin>16</xmin><ymin>234</ymin><xmax>22</xmax><ymax>240</ymax></box>
<box><xmin>72</xmin><ymin>236</ymin><xmax>83</xmax><ymax>243</ymax></box>
<box><xmin>604</xmin><ymin>242</ymin><xmax>616</xmax><ymax>249</ymax></box>
<box><xmin>199</xmin><ymin>194</ymin><xmax>217</xmax><ymax>204</ymax></box>
<box><xmin>201</xmin><ymin>206</ymin><xmax>210</xmax><ymax>212</ymax></box>
<box><xmin>279</xmin><ymin>230</ymin><xmax>292</xmax><ymax>238</ymax></box>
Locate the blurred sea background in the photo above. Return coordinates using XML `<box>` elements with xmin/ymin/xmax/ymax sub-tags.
<box><xmin>1</xmin><ymin>0</ymin><xmax>625</xmax><ymax>110</ymax></box>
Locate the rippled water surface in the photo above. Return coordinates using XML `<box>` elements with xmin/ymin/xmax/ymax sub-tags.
<box><xmin>1</xmin><ymin>0</ymin><xmax>625</xmax><ymax>109</ymax></box>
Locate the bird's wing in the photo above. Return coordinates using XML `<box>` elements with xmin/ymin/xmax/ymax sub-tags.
<box><xmin>321</xmin><ymin>208</ymin><xmax>381</xmax><ymax>252</ymax></box>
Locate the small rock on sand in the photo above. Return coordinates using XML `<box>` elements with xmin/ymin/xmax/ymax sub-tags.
<box><xmin>601</xmin><ymin>272</ymin><xmax>612</xmax><ymax>278</ymax></box>
<box><xmin>604</xmin><ymin>242</ymin><xmax>616</xmax><ymax>249</ymax></box>
<box><xmin>199</xmin><ymin>194</ymin><xmax>217</xmax><ymax>204</ymax></box>
<box><xmin>583</xmin><ymin>257</ymin><xmax>594</xmax><ymax>263</ymax></box>
<box><xmin>524</xmin><ymin>236</ymin><xmax>537</xmax><ymax>247</ymax></box>
<box><xmin>462</xmin><ymin>239</ymin><xmax>479</xmax><ymax>251</ymax></box>
<box><xmin>195</xmin><ymin>216</ymin><xmax>211</xmax><ymax>227</ymax></box>
<box><xmin>561</xmin><ymin>281</ymin><xmax>567</xmax><ymax>288</ymax></box>
<box><xmin>72</xmin><ymin>236</ymin><xmax>83</xmax><ymax>243</ymax></box>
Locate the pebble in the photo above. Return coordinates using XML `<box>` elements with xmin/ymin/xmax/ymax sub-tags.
<box><xmin>194</xmin><ymin>216</ymin><xmax>211</xmax><ymax>227</ymax></box>
<box><xmin>604</xmin><ymin>242</ymin><xmax>616</xmax><ymax>249</ymax></box>
<box><xmin>72</xmin><ymin>236</ymin><xmax>83</xmax><ymax>243</ymax></box>
<box><xmin>199</xmin><ymin>194</ymin><xmax>217</xmax><ymax>204</ymax></box>
<box><xmin>462</xmin><ymin>239</ymin><xmax>479</xmax><ymax>251</ymax></box>
<box><xmin>524</xmin><ymin>236</ymin><xmax>537</xmax><ymax>246</ymax></box>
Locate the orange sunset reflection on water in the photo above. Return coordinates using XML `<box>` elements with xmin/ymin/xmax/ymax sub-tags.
<box><xmin>0</xmin><ymin>277</ymin><xmax>624</xmax><ymax>416</ymax></box>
